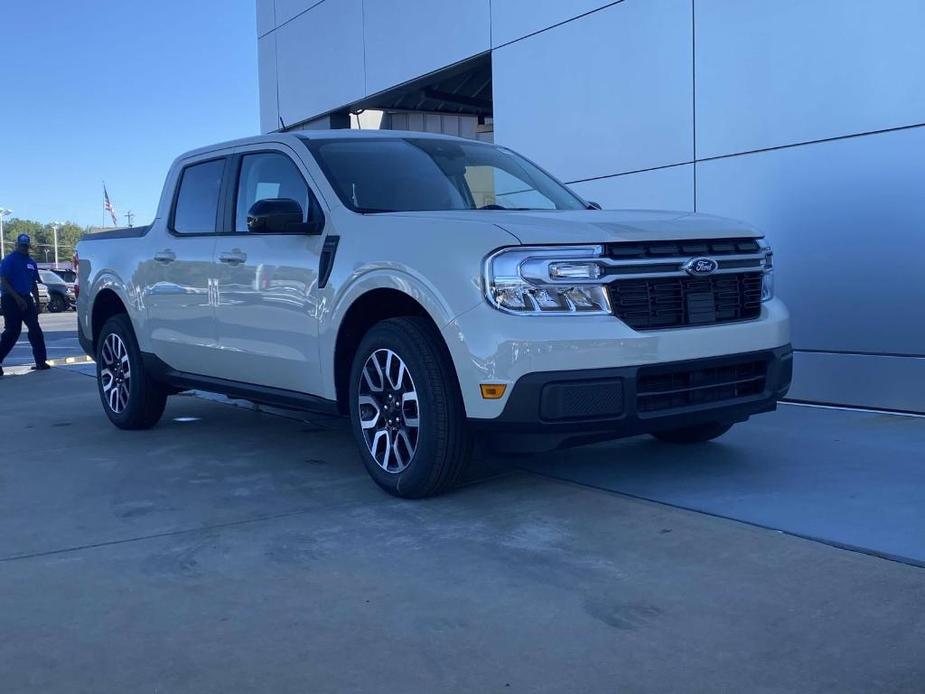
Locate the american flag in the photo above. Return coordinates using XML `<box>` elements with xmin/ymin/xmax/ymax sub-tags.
<box><xmin>103</xmin><ymin>184</ymin><xmax>118</xmax><ymax>226</ymax></box>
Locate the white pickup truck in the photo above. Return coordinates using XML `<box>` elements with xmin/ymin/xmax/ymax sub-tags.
<box><xmin>77</xmin><ymin>131</ymin><xmax>791</xmax><ymax>497</ymax></box>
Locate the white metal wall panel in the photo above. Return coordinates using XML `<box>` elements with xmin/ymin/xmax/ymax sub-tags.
<box><xmin>695</xmin><ymin>0</ymin><xmax>925</xmax><ymax>158</ymax></box>
<box><xmin>257</xmin><ymin>33</ymin><xmax>278</xmax><ymax>133</ymax></box>
<box><xmin>275</xmin><ymin>0</ymin><xmax>325</xmax><ymax>27</ymax></box>
<box><xmin>697</xmin><ymin>126</ymin><xmax>925</xmax><ymax>358</ymax></box>
<box><xmin>490</xmin><ymin>0</ymin><xmax>615</xmax><ymax>47</ymax></box>
<box><xmin>790</xmin><ymin>353</ymin><xmax>925</xmax><ymax>413</ymax></box>
<box><xmin>363</xmin><ymin>0</ymin><xmax>490</xmax><ymax>96</ymax></box>
<box><xmin>569</xmin><ymin>165</ymin><xmax>694</xmax><ymax>211</ymax></box>
<box><xmin>256</xmin><ymin>0</ymin><xmax>275</xmax><ymax>36</ymax></box>
<box><xmin>493</xmin><ymin>0</ymin><xmax>693</xmax><ymax>183</ymax></box>
<box><xmin>276</xmin><ymin>0</ymin><xmax>366</xmax><ymax>125</ymax></box>
<box><xmin>387</xmin><ymin>112</ymin><xmax>479</xmax><ymax>139</ymax></box>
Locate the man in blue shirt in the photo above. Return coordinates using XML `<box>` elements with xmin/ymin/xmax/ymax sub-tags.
<box><xmin>0</xmin><ymin>234</ymin><xmax>49</xmax><ymax>376</ymax></box>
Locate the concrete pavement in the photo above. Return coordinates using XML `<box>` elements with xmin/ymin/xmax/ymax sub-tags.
<box><xmin>2</xmin><ymin>311</ymin><xmax>80</xmax><ymax>367</ymax></box>
<box><xmin>521</xmin><ymin>403</ymin><xmax>925</xmax><ymax>565</ymax></box>
<box><xmin>22</xmin><ymin>312</ymin><xmax>925</xmax><ymax>568</ymax></box>
<box><xmin>1</xmin><ymin>368</ymin><xmax>923</xmax><ymax>693</ymax></box>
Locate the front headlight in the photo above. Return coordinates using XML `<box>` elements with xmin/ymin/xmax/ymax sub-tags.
<box><xmin>483</xmin><ymin>245</ymin><xmax>612</xmax><ymax>315</ymax></box>
<box><xmin>759</xmin><ymin>240</ymin><xmax>774</xmax><ymax>302</ymax></box>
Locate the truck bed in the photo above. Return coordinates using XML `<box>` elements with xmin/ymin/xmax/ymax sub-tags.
<box><xmin>81</xmin><ymin>225</ymin><xmax>151</xmax><ymax>241</ymax></box>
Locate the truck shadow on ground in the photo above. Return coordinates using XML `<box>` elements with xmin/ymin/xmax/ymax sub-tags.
<box><xmin>185</xmin><ymin>395</ymin><xmax>757</xmax><ymax>498</ymax></box>
<box><xmin>474</xmin><ymin>434</ymin><xmax>754</xmax><ymax>494</ymax></box>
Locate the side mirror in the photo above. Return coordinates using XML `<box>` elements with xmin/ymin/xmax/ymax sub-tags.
<box><xmin>247</xmin><ymin>198</ymin><xmax>322</xmax><ymax>234</ymax></box>
<box><xmin>587</xmin><ymin>201</ymin><xmax>602</xmax><ymax>210</ymax></box>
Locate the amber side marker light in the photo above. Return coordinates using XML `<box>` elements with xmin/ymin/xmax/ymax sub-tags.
<box><xmin>480</xmin><ymin>384</ymin><xmax>507</xmax><ymax>400</ymax></box>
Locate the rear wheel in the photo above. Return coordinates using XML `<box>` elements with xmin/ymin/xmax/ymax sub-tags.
<box><xmin>651</xmin><ymin>421</ymin><xmax>734</xmax><ymax>444</ymax></box>
<box><xmin>348</xmin><ymin>317</ymin><xmax>471</xmax><ymax>498</ymax></box>
<box><xmin>96</xmin><ymin>314</ymin><xmax>168</xmax><ymax>430</ymax></box>
<box><xmin>49</xmin><ymin>294</ymin><xmax>66</xmax><ymax>313</ymax></box>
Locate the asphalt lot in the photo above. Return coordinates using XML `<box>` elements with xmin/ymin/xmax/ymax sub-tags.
<box><xmin>1</xmin><ymin>320</ymin><xmax>924</xmax><ymax>692</ymax></box>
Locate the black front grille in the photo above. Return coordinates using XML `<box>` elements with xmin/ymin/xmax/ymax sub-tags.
<box><xmin>637</xmin><ymin>358</ymin><xmax>768</xmax><ymax>414</ymax></box>
<box><xmin>606</xmin><ymin>238</ymin><xmax>761</xmax><ymax>260</ymax></box>
<box><xmin>609</xmin><ymin>272</ymin><xmax>763</xmax><ymax>330</ymax></box>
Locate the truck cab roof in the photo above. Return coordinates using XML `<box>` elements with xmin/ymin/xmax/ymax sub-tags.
<box><xmin>178</xmin><ymin>129</ymin><xmax>472</xmax><ymax>161</ymax></box>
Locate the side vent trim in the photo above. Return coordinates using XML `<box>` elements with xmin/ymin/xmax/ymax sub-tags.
<box><xmin>318</xmin><ymin>235</ymin><xmax>340</xmax><ymax>289</ymax></box>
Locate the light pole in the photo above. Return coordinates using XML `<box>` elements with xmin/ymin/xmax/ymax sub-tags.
<box><xmin>51</xmin><ymin>221</ymin><xmax>60</xmax><ymax>267</ymax></box>
<box><xmin>0</xmin><ymin>208</ymin><xmax>11</xmax><ymax>258</ymax></box>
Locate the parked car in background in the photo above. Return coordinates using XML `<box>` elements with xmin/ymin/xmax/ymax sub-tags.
<box><xmin>52</xmin><ymin>268</ymin><xmax>78</xmax><ymax>298</ymax></box>
<box><xmin>51</xmin><ymin>268</ymin><xmax>77</xmax><ymax>284</ymax></box>
<box><xmin>39</xmin><ymin>270</ymin><xmax>75</xmax><ymax>312</ymax></box>
<box><xmin>37</xmin><ymin>284</ymin><xmax>49</xmax><ymax>312</ymax></box>
<box><xmin>77</xmin><ymin>131</ymin><xmax>791</xmax><ymax>498</ymax></box>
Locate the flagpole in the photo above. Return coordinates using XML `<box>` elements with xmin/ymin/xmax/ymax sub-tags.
<box><xmin>102</xmin><ymin>181</ymin><xmax>106</xmax><ymax>229</ymax></box>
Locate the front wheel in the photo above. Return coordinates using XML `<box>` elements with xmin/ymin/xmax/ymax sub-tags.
<box><xmin>650</xmin><ymin>421</ymin><xmax>734</xmax><ymax>444</ymax></box>
<box><xmin>348</xmin><ymin>317</ymin><xmax>472</xmax><ymax>498</ymax></box>
<box><xmin>49</xmin><ymin>294</ymin><xmax>66</xmax><ymax>313</ymax></box>
<box><xmin>96</xmin><ymin>314</ymin><xmax>168</xmax><ymax>430</ymax></box>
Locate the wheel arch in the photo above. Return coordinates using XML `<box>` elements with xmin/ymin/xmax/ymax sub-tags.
<box><xmin>90</xmin><ymin>288</ymin><xmax>130</xmax><ymax>353</ymax></box>
<box><xmin>331</xmin><ymin>288</ymin><xmax>459</xmax><ymax>415</ymax></box>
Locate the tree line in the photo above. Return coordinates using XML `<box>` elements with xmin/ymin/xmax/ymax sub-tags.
<box><xmin>0</xmin><ymin>218</ymin><xmax>88</xmax><ymax>262</ymax></box>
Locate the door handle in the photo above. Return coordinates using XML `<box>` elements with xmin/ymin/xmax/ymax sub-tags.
<box><xmin>154</xmin><ymin>249</ymin><xmax>176</xmax><ymax>263</ymax></box>
<box><xmin>218</xmin><ymin>249</ymin><xmax>247</xmax><ymax>265</ymax></box>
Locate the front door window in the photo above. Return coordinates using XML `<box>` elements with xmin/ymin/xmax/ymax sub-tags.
<box><xmin>235</xmin><ymin>153</ymin><xmax>313</xmax><ymax>232</ymax></box>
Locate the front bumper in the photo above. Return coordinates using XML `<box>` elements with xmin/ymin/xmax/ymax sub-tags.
<box><xmin>469</xmin><ymin>345</ymin><xmax>792</xmax><ymax>452</ymax></box>
<box><xmin>442</xmin><ymin>298</ymin><xmax>790</xmax><ymax>419</ymax></box>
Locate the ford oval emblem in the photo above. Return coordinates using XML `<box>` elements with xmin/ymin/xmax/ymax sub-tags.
<box><xmin>684</xmin><ymin>257</ymin><xmax>719</xmax><ymax>276</ymax></box>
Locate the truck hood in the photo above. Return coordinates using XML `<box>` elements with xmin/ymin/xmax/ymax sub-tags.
<box><xmin>387</xmin><ymin>209</ymin><xmax>760</xmax><ymax>245</ymax></box>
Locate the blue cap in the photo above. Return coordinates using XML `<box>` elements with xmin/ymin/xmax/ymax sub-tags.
<box><xmin>16</xmin><ymin>233</ymin><xmax>31</xmax><ymax>247</ymax></box>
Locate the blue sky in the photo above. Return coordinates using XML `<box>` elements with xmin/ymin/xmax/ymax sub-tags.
<box><xmin>0</xmin><ymin>1</ymin><xmax>258</xmax><ymax>228</ymax></box>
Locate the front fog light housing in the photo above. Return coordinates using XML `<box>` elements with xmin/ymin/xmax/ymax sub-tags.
<box><xmin>484</xmin><ymin>246</ymin><xmax>612</xmax><ymax>315</ymax></box>
<box><xmin>759</xmin><ymin>239</ymin><xmax>774</xmax><ymax>302</ymax></box>
<box><xmin>761</xmin><ymin>270</ymin><xmax>774</xmax><ymax>301</ymax></box>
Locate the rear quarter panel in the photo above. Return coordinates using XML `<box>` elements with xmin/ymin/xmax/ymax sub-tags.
<box><xmin>77</xmin><ymin>228</ymin><xmax>165</xmax><ymax>355</ymax></box>
<box><xmin>77</xmin><ymin>160</ymin><xmax>185</xmax><ymax>355</ymax></box>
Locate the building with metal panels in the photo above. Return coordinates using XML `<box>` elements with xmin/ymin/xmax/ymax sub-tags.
<box><xmin>257</xmin><ymin>0</ymin><xmax>925</xmax><ymax>412</ymax></box>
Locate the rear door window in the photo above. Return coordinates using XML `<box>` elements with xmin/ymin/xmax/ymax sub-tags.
<box><xmin>173</xmin><ymin>159</ymin><xmax>226</xmax><ymax>233</ymax></box>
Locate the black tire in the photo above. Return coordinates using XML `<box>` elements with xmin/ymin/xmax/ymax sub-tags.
<box><xmin>96</xmin><ymin>314</ymin><xmax>168</xmax><ymax>430</ymax></box>
<box><xmin>49</xmin><ymin>294</ymin><xmax>66</xmax><ymax>313</ymax></box>
<box><xmin>651</xmin><ymin>421</ymin><xmax>734</xmax><ymax>444</ymax></box>
<box><xmin>348</xmin><ymin>317</ymin><xmax>472</xmax><ymax>498</ymax></box>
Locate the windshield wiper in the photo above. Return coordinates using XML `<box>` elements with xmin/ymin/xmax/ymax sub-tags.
<box><xmin>476</xmin><ymin>205</ymin><xmax>535</xmax><ymax>211</ymax></box>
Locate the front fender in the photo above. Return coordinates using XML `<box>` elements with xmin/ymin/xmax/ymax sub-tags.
<box><xmin>317</xmin><ymin>266</ymin><xmax>482</xmax><ymax>400</ymax></box>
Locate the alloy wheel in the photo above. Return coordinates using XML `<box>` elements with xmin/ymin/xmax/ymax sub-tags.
<box><xmin>357</xmin><ymin>348</ymin><xmax>420</xmax><ymax>473</ymax></box>
<box><xmin>100</xmin><ymin>333</ymin><xmax>132</xmax><ymax>414</ymax></box>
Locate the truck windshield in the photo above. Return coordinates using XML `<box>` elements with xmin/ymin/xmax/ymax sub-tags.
<box><xmin>301</xmin><ymin>136</ymin><xmax>587</xmax><ymax>213</ymax></box>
